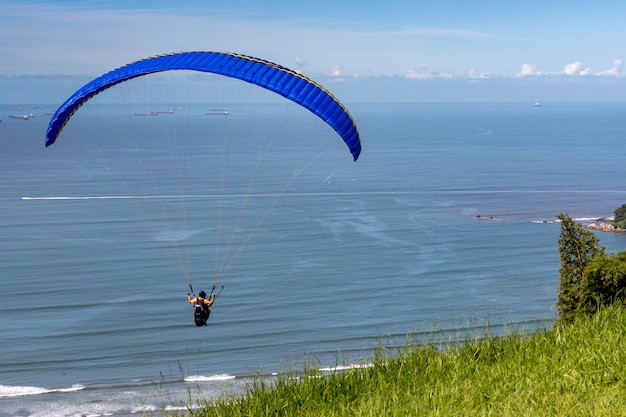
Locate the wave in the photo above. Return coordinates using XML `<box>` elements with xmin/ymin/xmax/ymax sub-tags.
<box><xmin>22</xmin><ymin>195</ymin><xmax>207</xmax><ymax>200</ymax></box>
<box><xmin>0</xmin><ymin>383</ymin><xmax>85</xmax><ymax>398</ymax></box>
<box><xmin>266</xmin><ymin>363</ymin><xmax>374</xmax><ymax>376</ymax></box>
<box><xmin>184</xmin><ymin>373</ymin><xmax>236</xmax><ymax>382</ymax></box>
<box><xmin>318</xmin><ymin>363</ymin><xmax>373</xmax><ymax>373</ymax></box>
<box><xmin>574</xmin><ymin>216</ymin><xmax>609</xmax><ymax>222</ymax></box>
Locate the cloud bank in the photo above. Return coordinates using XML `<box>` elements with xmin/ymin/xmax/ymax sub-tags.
<box><xmin>517</xmin><ymin>59</ymin><xmax>622</xmax><ymax>78</ymax></box>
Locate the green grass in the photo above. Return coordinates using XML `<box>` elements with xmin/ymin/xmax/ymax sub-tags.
<box><xmin>174</xmin><ymin>307</ymin><xmax>626</xmax><ymax>417</ymax></box>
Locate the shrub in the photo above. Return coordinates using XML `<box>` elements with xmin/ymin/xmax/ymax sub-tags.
<box><xmin>614</xmin><ymin>203</ymin><xmax>626</xmax><ymax>229</ymax></box>
<box><xmin>580</xmin><ymin>251</ymin><xmax>626</xmax><ymax>315</ymax></box>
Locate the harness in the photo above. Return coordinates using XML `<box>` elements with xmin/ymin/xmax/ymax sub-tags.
<box><xmin>189</xmin><ymin>286</ymin><xmax>222</xmax><ymax>327</ymax></box>
<box><xmin>194</xmin><ymin>297</ymin><xmax>210</xmax><ymax>326</ymax></box>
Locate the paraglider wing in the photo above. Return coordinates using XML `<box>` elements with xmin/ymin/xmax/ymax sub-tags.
<box><xmin>45</xmin><ymin>51</ymin><xmax>361</xmax><ymax>160</ymax></box>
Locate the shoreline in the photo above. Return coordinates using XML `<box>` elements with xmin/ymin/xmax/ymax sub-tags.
<box><xmin>475</xmin><ymin>214</ymin><xmax>624</xmax><ymax>232</ymax></box>
<box><xmin>587</xmin><ymin>222</ymin><xmax>625</xmax><ymax>233</ymax></box>
<box><xmin>586</xmin><ymin>216</ymin><xmax>626</xmax><ymax>233</ymax></box>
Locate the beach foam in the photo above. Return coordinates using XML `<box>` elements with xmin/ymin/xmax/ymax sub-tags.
<box><xmin>0</xmin><ymin>383</ymin><xmax>85</xmax><ymax>398</ymax></box>
<box><xmin>184</xmin><ymin>373</ymin><xmax>236</xmax><ymax>382</ymax></box>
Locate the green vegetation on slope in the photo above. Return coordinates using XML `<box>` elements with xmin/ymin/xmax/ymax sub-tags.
<box><xmin>180</xmin><ymin>306</ymin><xmax>626</xmax><ymax>417</ymax></box>
<box><xmin>556</xmin><ymin>213</ymin><xmax>626</xmax><ymax>326</ymax></box>
<box><xmin>614</xmin><ymin>203</ymin><xmax>626</xmax><ymax>229</ymax></box>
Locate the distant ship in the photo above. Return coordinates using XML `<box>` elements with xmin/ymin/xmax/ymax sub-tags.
<box><xmin>133</xmin><ymin>110</ymin><xmax>175</xmax><ymax>116</ymax></box>
<box><xmin>10</xmin><ymin>114</ymin><xmax>31</xmax><ymax>120</ymax></box>
<box><xmin>532</xmin><ymin>102</ymin><xmax>543</xmax><ymax>107</ymax></box>
<box><xmin>206</xmin><ymin>108</ymin><xmax>229</xmax><ymax>115</ymax></box>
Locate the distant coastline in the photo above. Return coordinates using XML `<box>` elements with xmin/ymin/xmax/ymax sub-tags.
<box><xmin>475</xmin><ymin>214</ymin><xmax>625</xmax><ymax>232</ymax></box>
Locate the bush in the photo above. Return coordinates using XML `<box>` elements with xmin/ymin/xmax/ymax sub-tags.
<box><xmin>581</xmin><ymin>251</ymin><xmax>626</xmax><ymax>315</ymax></box>
<box><xmin>557</xmin><ymin>213</ymin><xmax>626</xmax><ymax>326</ymax></box>
<box><xmin>614</xmin><ymin>203</ymin><xmax>626</xmax><ymax>229</ymax></box>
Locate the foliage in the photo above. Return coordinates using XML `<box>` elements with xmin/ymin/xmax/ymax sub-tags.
<box><xmin>555</xmin><ymin>213</ymin><xmax>603</xmax><ymax>326</ymax></box>
<box><xmin>614</xmin><ymin>203</ymin><xmax>626</xmax><ymax>229</ymax></box>
<box><xmin>579</xmin><ymin>251</ymin><xmax>626</xmax><ymax>316</ymax></box>
<box><xmin>173</xmin><ymin>307</ymin><xmax>626</xmax><ymax>417</ymax></box>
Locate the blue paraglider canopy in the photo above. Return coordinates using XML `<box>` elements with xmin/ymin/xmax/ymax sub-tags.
<box><xmin>45</xmin><ymin>51</ymin><xmax>361</xmax><ymax>161</ymax></box>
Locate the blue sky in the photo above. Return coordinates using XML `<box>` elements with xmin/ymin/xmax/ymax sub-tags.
<box><xmin>2</xmin><ymin>0</ymin><xmax>626</xmax><ymax>102</ymax></box>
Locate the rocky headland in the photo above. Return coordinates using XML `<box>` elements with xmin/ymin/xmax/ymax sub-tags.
<box><xmin>587</xmin><ymin>216</ymin><xmax>626</xmax><ymax>233</ymax></box>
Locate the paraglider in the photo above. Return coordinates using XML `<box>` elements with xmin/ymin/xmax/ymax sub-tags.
<box><xmin>188</xmin><ymin>289</ymin><xmax>215</xmax><ymax>326</ymax></box>
<box><xmin>45</xmin><ymin>51</ymin><xmax>361</xmax><ymax>326</ymax></box>
<box><xmin>186</xmin><ymin>285</ymin><xmax>224</xmax><ymax>326</ymax></box>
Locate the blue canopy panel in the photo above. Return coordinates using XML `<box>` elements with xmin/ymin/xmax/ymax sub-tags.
<box><xmin>45</xmin><ymin>51</ymin><xmax>361</xmax><ymax>161</ymax></box>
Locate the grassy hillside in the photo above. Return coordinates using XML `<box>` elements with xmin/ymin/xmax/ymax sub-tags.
<box><xmin>179</xmin><ymin>307</ymin><xmax>626</xmax><ymax>417</ymax></box>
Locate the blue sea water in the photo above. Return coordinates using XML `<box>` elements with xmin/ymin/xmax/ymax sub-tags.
<box><xmin>1</xmin><ymin>101</ymin><xmax>626</xmax><ymax>416</ymax></box>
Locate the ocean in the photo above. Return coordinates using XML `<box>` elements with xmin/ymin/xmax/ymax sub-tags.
<box><xmin>1</xmin><ymin>101</ymin><xmax>625</xmax><ymax>416</ymax></box>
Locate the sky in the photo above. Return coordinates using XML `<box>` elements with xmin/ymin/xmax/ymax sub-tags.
<box><xmin>1</xmin><ymin>0</ymin><xmax>626</xmax><ymax>103</ymax></box>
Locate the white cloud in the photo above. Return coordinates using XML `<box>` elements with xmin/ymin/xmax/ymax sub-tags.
<box><xmin>405</xmin><ymin>70</ymin><xmax>427</xmax><ymax>80</ymax></box>
<box><xmin>467</xmin><ymin>69</ymin><xmax>490</xmax><ymax>79</ymax></box>
<box><xmin>517</xmin><ymin>64</ymin><xmax>543</xmax><ymax>77</ymax></box>
<box><xmin>330</xmin><ymin>66</ymin><xmax>343</xmax><ymax>77</ymax></box>
<box><xmin>517</xmin><ymin>60</ymin><xmax>622</xmax><ymax>78</ymax></box>
<box><xmin>292</xmin><ymin>56</ymin><xmax>308</xmax><ymax>73</ymax></box>
<box><xmin>597</xmin><ymin>58</ymin><xmax>622</xmax><ymax>76</ymax></box>
<box><xmin>403</xmin><ymin>63</ymin><xmax>453</xmax><ymax>80</ymax></box>
<box><xmin>404</xmin><ymin>63</ymin><xmax>428</xmax><ymax>79</ymax></box>
<box><xmin>404</xmin><ymin>70</ymin><xmax>453</xmax><ymax>79</ymax></box>
<box><xmin>563</xmin><ymin>61</ymin><xmax>591</xmax><ymax>76</ymax></box>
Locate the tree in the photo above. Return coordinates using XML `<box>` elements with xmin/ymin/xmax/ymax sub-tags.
<box><xmin>614</xmin><ymin>203</ymin><xmax>626</xmax><ymax>229</ymax></box>
<box><xmin>555</xmin><ymin>213</ymin><xmax>604</xmax><ymax>326</ymax></box>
